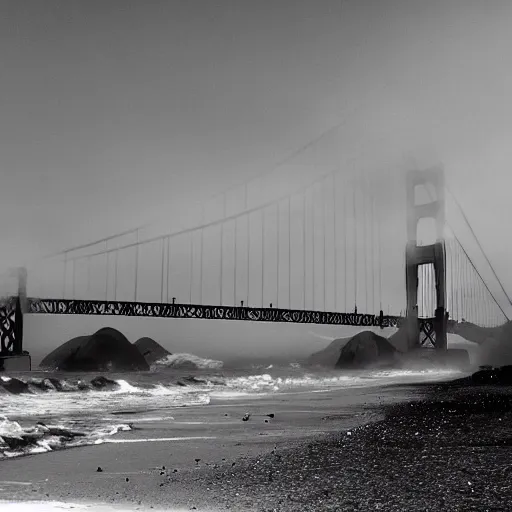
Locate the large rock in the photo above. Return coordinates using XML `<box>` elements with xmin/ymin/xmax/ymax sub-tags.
<box><xmin>134</xmin><ymin>337</ymin><xmax>171</xmax><ymax>365</ymax></box>
<box><xmin>307</xmin><ymin>337</ymin><xmax>351</xmax><ymax>368</ymax></box>
<box><xmin>336</xmin><ymin>331</ymin><xmax>398</xmax><ymax>369</ymax></box>
<box><xmin>0</xmin><ymin>377</ymin><xmax>31</xmax><ymax>394</ymax></box>
<box><xmin>39</xmin><ymin>328</ymin><xmax>149</xmax><ymax>372</ymax></box>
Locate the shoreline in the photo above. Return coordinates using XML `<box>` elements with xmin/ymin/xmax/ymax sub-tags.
<box><xmin>0</xmin><ymin>383</ymin><xmax>419</xmax><ymax>508</ymax></box>
<box><xmin>3</xmin><ymin>377</ymin><xmax>507</xmax><ymax>510</ymax></box>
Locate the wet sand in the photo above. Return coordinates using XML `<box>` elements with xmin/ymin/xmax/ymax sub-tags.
<box><xmin>0</xmin><ymin>384</ymin><xmax>417</xmax><ymax>509</ymax></box>
<box><xmin>4</xmin><ymin>380</ymin><xmax>511</xmax><ymax>511</ymax></box>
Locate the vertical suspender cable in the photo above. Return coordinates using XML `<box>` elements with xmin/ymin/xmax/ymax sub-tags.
<box><xmin>288</xmin><ymin>196</ymin><xmax>292</xmax><ymax>309</ymax></box>
<box><xmin>462</xmin><ymin>249</ymin><xmax>467</xmax><ymax>319</ymax></box>
<box><xmin>353</xmin><ymin>177</ymin><xmax>357</xmax><ymax>311</ymax></box>
<box><xmin>161</xmin><ymin>237</ymin><xmax>165</xmax><ymax>303</ymax></box>
<box><xmin>234</xmin><ymin>217</ymin><xmax>237</xmax><ymax>306</ymax></box>
<box><xmin>376</xmin><ymin>182</ymin><xmax>382</xmax><ymax>310</ymax></box>
<box><xmin>134</xmin><ymin>229</ymin><xmax>139</xmax><ymax>302</ymax></box>
<box><xmin>219</xmin><ymin>223</ymin><xmax>223</xmax><ymax>306</ymax></box>
<box><xmin>246</xmin><ymin>183</ymin><xmax>249</xmax><ymax>307</ymax></box>
<box><xmin>312</xmin><ymin>187</ymin><xmax>315</xmax><ymax>310</ymax></box>
<box><xmin>189</xmin><ymin>234</ymin><xmax>193</xmax><ymax>304</ymax></box>
<box><xmin>323</xmin><ymin>178</ymin><xmax>327</xmax><ymax>311</ymax></box>
<box><xmin>370</xmin><ymin>177</ymin><xmax>375</xmax><ymax>314</ymax></box>
<box><xmin>72</xmin><ymin>259</ymin><xmax>76</xmax><ymax>300</ymax></box>
<box><xmin>199</xmin><ymin>205</ymin><xmax>204</xmax><ymax>305</ymax></box>
<box><xmin>63</xmin><ymin>253</ymin><xmax>67</xmax><ymax>299</ymax></box>
<box><xmin>303</xmin><ymin>193</ymin><xmax>306</xmax><ymax>310</ymax></box>
<box><xmin>114</xmin><ymin>250</ymin><xmax>118</xmax><ymax>302</ymax></box>
<box><xmin>261</xmin><ymin>208</ymin><xmax>265</xmax><ymax>307</ymax></box>
<box><xmin>344</xmin><ymin>178</ymin><xmax>348</xmax><ymax>311</ymax></box>
<box><xmin>105</xmin><ymin>241</ymin><xmax>109</xmax><ymax>301</ymax></box>
<box><xmin>166</xmin><ymin>236</ymin><xmax>171</xmax><ymax>303</ymax></box>
<box><xmin>87</xmin><ymin>256</ymin><xmax>91</xmax><ymax>300</ymax></box>
<box><xmin>277</xmin><ymin>202</ymin><xmax>280</xmax><ymax>308</ymax></box>
<box><xmin>220</xmin><ymin>195</ymin><xmax>226</xmax><ymax>306</ymax></box>
<box><xmin>362</xmin><ymin>174</ymin><xmax>368</xmax><ymax>313</ymax></box>
<box><xmin>333</xmin><ymin>173</ymin><xmax>338</xmax><ymax>311</ymax></box>
<box><xmin>247</xmin><ymin>212</ymin><xmax>250</xmax><ymax>306</ymax></box>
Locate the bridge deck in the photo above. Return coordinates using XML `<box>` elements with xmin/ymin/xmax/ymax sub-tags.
<box><xmin>26</xmin><ymin>298</ymin><xmax>403</xmax><ymax>328</ymax></box>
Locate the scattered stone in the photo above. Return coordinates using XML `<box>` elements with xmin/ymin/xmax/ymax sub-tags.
<box><xmin>242</xmin><ymin>413</ymin><xmax>251</xmax><ymax>422</ymax></box>
<box><xmin>96</xmin><ymin>467</ymin><xmax>103</xmax><ymax>472</ymax></box>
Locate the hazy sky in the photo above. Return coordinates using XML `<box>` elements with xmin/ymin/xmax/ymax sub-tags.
<box><xmin>3</xmin><ymin>0</ymin><xmax>512</xmax><ymax>314</ymax></box>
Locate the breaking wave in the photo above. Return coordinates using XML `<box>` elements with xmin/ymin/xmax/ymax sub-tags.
<box><xmin>150</xmin><ymin>352</ymin><xmax>224</xmax><ymax>370</ymax></box>
<box><xmin>0</xmin><ymin>414</ymin><xmax>132</xmax><ymax>460</ymax></box>
<box><xmin>0</xmin><ymin>362</ymin><xmax>462</xmax><ymax>460</ymax></box>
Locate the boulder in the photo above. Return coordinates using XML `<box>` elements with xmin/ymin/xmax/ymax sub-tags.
<box><xmin>90</xmin><ymin>376</ymin><xmax>120</xmax><ymax>391</ymax></box>
<box><xmin>336</xmin><ymin>331</ymin><xmax>398</xmax><ymax>369</ymax></box>
<box><xmin>0</xmin><ymin>377</ymin><xmax>31</xmax><ymax>394</ymax></box>
<box><xmin>134</xmin><ymin>337</ymin><xmax>171</xmax><ymax>365</ymax></box>
<box><xmin>307</xmin><ymin>337</ymin><xmax>351</xmax><ymax>368</ymax></box>
<box><xmin>39</xmin><ymin>328</ymin><xmax>149</xmax><ymax>372</ymax></box>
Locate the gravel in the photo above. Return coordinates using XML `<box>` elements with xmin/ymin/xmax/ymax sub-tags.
<box><xmin>162</xmin><ymin>384</ymin><xmax>512</xmax><ymax>511</ymax></box>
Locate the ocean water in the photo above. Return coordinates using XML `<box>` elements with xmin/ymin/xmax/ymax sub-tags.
<box><xmin>0</xmin><ymin>353</ymin><xmax>463</xmax><ymax>460</ymax></box>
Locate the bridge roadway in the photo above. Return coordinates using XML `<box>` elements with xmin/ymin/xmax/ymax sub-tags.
<box><xmin>26</xmin><ymin>297</ymin><xmax>403</xmax><ymax>328</ymax></box>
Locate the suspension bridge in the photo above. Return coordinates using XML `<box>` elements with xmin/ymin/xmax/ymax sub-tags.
<box><xmin>0</xmin><ymin>150</ymin><xmax>510</xmax><ymax>368</ymax></box>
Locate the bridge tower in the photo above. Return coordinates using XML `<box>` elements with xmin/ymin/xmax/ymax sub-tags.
<box><xmin>405</xmin><ymin>166</ymin><xmax>448</xmax><ymax>350</ymax></box>
<box><xmin>0</xmin><ymin>267</ymin><xmax>30</xmax><ymax>371</ymax></box>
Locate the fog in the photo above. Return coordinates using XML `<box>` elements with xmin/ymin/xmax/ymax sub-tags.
<box><xmin>2</xmin><ymin>1</ymin><xmax>512</xmax><ymax>361</ymax></box>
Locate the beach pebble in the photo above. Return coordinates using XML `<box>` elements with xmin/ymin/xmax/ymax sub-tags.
<box><xmin>96</xmin><ymin>467</ymin><xmax>103</xmax><ymax>472</ymax></box>
<box><xmin>242</xmin><ymin>413</ymin><xmax>251</xmax><ymax>421</ymax></box>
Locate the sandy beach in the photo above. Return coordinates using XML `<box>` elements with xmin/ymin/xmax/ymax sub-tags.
<box><xmin>3</xmin><ymin>377</ymin><xmax>512</xmax><ymax>511</ymax></box>
<box><xmin>0</xmin><ymin>382</ymin><xmax>421</xmax><ymax>510</ymax></box>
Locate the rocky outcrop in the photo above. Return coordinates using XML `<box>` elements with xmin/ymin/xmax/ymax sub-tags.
<box><xmin>308</xmin><ymin>331</ymin><xmax>398</xmax><ymax>369</ymax></box>
<box><xmin>336</xmin><ymin>331</ymin><xmax>398</xmax><ymax>369</ymax></box>
<box><xmin>39</xmin><ymin>327</ymin><xmax>149</xmax><ymax>372</ymax></box>
<box><xmin>447</xmin><ymin>365</ymin><xmax>512</xmax><ymax>387</ymax></box>
<box><xmin>134</xmin><ymin>337</ymin><xmax>171</xmax><ymax>365</ymax></box>
<box><xmin>90</xmin><ymin>376</ymin><xmax>120</xmax><ymax>390</ymax></box>
<box><xmin>308</xmin><ymin>337</ymin><xmax>351</xmax><ymax>368</ymax></box>
<box><xmin>0</xmin><ymin>377</ymin><xmax>31</xmax><ymax>394</ymax></box>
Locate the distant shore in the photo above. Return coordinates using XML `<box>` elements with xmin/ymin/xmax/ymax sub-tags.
<box><xmin>3</xmin><ymin>378</ymin><xmax>510</xmax><ymax>511</ymax></box>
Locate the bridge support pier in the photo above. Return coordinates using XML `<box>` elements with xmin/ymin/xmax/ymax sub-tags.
<box><xmin>0</xmin><ymin>267</ymin><xmax>30</xmax><ymax>371</ymax></box>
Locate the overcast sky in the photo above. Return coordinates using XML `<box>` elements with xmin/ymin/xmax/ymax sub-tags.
<box><xmin>2</xmin><ymin>0</ymin><xmax>512</xmax><ymax>319</ymax></box>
